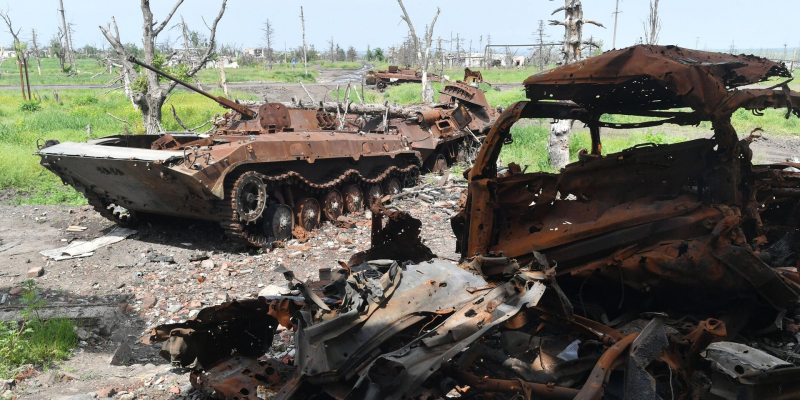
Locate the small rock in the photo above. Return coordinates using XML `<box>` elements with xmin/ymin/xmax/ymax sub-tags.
<box><xmin>141</xmin><ymin>295</ymin><xmax>157</xmax><ymax>309</ymax></box>
<box><xmin>258</xmin><ymin>285</ymin><xmax>289</xmax><ymax>298</ymax></box>
<box><xmin>8</xmin><ymin>287</ymin><xmax>22</xmax><ymax>296</ymax></box>
<box><xmin>146</xmin><ymin>254</ymin><xmax>175</xmax><ymax>264</ymax></box>
<box><xmin>186</xmin><ymin>301</ymin><xmax>202</xmax><ymax>309</ymax></box>
<box><xmin>26</xmin><ymin>266</ymin><xmax>44</xmax><ymax>278</ymax></box>
<box><xmin>118</xmin><ymin>394</ymin><xmax>135</xmax><ymax>400</ymax></box>
<box><xmin>95</xmin><ymin>387</ymin><xmax>118</xmax><ymax>398</ymax></box>
<box><xmin>336</xmin><ymin>215</ymin><xmax>357</xmax><ymax>229</ymax></box>
<box><xmin>189</xmin><ymin>252</ymin><xmax>210</xmax><ymax>262</ymax></box>
<box><xmin>167</xmin><ymin>304</ymin><xmax>183</xmax><ymax>313</ymax></box>
<box><xmin>168</xmin><ymin>386</ymin><xmax>181</xmax><ymax>394</ymax></box>
<box><xmin>109</xmin><ymin>343</ymin><xmax>132</xmax><ymax>366</ymax></box>
<box><xmin>60</xmin><ymin>371</ymin><xmax>80</xmax><ymax>381</ymax></box>
<box><xmin>200</xmin><ymin>259</ymin><xmax>215</xmax><ymax>269</ymax></box>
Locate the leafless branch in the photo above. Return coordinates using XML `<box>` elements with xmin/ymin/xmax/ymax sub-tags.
<box><xmin>153</xmin><ymin>0</ymin><xmax>184</xmax><ymax>36</ymax></box>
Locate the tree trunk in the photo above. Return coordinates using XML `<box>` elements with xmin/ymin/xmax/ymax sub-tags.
<box><xmin>139</xmin><ymin>94</ymin><xmax>164</xmax><ymax>135</ymax></box>
<box><xmin>548</xmin><ymin>119</ymin><xmax>573</xmax><ymax>170</ymax></box>
<box><xmin>122</xmin><ymin>70</ymin><xmax>138</xmax><ymax>110</ymax></box>
<box><xmin>219</xmin><ymin>61</ymin><xmax>229</xmax><ymax>97</ymax></box>
<box><xmin>58</xmin><ymin>0</ymin><xmax>72</xmax><ymax>71</ymax></box>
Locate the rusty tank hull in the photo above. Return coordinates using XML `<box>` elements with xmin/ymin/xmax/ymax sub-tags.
<box><xmin>36</xmin><ymin>57</ymin><xmax>496</xmax><ymax>247</ymax></box>
<box><xmin>37</xmin><ymin>115</ymin><xmax>421</xmax><ymax>248</ymax></box>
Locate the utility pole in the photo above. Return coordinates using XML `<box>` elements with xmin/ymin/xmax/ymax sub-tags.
<box><xmin>695</xmin><ymin>37</ymin><xmax>700</xmax><ymax>49</ymax></box>
<box><xmin>612</xmin><ymin>0</ymin><xmax>620</xmax><ymax>49</ymax></box>
<box><xmin>300</xmin><ymin>6</ymin><xmax>308</xmax><ymax>76</ymax></box>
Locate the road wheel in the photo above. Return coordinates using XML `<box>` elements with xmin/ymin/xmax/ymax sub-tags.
<box><xmin>263</xmin><ymin>204</ymin><xmax>293</xmax><ymax>242</ymax></box>
<box><xmin>343</xmin><ymin>184</ymin><xmax>364</xmax><ymax>214</ymax></box>
<box><xmin>383</xmin><ymin>178</ymin><xmax>402</xmax><ymax>197</ymax></box>
<box><xmin>295</xmin><ymin>197</ymin><xmax>321</xmax><ymax>231</ymax></box>
<box><xmin>321</xmin><ymin>189</ymin><xmax>344</xmax><ymax>221</ymax></box>
<box><xmin>234</xmin><ymin>172</ymin><xmax>268</xmax><ymax>224</ymax></box>
<box><xmin>366</xmin><ymin>184</ymin><xmax>383</xmax><ymax>208</ymax></box>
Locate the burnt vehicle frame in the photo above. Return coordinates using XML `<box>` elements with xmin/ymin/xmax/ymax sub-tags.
<box><xmin>150</xmin><ymin>45</ymin><xmax>800</xmax><ymax>400</ymax></box>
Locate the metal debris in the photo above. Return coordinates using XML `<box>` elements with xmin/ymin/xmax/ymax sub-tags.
<box><xmin>151</xmin><ymin>45</ymin><xmax>800</xmax><ymax>399</ymax></box>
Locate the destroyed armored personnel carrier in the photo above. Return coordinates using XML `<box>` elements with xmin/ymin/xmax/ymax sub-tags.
<box><xmin>149</xmin><ymin>46</ymin><xmax>800</xmax><ymax>399</ymax></box>
<box><xmin>365</xmin><ymin>65</ymin><xmax>445</xmax><ymax>91</ymax></box>
<box><xmin>36</xmin><ymin>57</ymin><xmax>497</xmax><ymax>247</ymax></box>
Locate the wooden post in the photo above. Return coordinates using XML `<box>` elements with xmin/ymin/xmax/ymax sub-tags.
<box><xmin>17</xmin><ymin>57</ymin><xmax>26</xmax><ymax>101</ymax></box>
<box><xmin>23</xmin><ymin>54</ymin><xmax>31</xmax><ymax>100</ymax></box>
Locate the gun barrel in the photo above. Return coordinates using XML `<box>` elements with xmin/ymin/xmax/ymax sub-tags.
<box><xmin>126</xmin><ymin>56</ymin><xmax>255</xmax><ymax>118</ymax></box>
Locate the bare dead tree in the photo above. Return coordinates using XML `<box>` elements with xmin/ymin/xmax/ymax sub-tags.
<box><xmin>262</xmin><ymin>19</ymin><xmax>274</xmax><ymax>70</ymax></box>
<box><xmin>0</xmin><ymin>10</ymin><xmax>30</xmax><ymax>100</ymax></box>
<box><xmin>550</xmin><ymin>0</ymin><xmax>604</xmax><ymax>64</ymax></box>
<box><xmin>57</xmin><ymin>0</ymin><xmax>73</xmax><ymax>71</ymax></box>
<box><xmin>328</xmin><ymin>36</ymin><xmax>335</xmax><ymax>63</ymax></box>
<box><xmin>396</xmin><ymin>0</ymin><xmax>440</xmax><ymax>103</ymax></box>
<box><xmin>99</xmin><ymin>0</ymin><xmax>227</xmax><ymax>134</ymax></box>
<box><xmin>179</xmin><ymin>15</ymin><xmax>191</xmax><ymax>64</ymax></box>
<box><xmin>30</xmin><ymin>28</ymin><xmax>41</xmax><ymax>75</ymax></box>
<box><xmin>548</xmin><ymin>0</ymin><xmax>604</xmax><ymax>170</ymax></box>
<box><xmin>300</xmin><ymin>6</ymin><xmax>308</xmax><ymax>76</ymax></box>
<box><xmin>643</xmin><ymin>0</ymin><xmax>661</xmax><ymax>45</ymax></box>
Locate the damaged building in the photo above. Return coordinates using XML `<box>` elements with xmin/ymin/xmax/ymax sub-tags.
<box><xmin>148</xmin><ymin>45</ymin><xmax>800</xmax><ymax>399</ymax></box>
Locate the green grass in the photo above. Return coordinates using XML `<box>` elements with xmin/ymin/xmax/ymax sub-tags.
<box><xmin>0</xmin><ymin>88</ymin><xmax>258</xmax><ymax>204</ymax></box>
<box><xmin>195</xmin><ymin>63</ymin><xmax>317</xmax><ymax>83</ymax></box>
<box><xmin>0</xmin><ymin>281</ymin><xmax>77</xmax><ymax>379</ymax></box>
<box><xmin>0</xmin><ymin>57</ymin><xmax>367</xmax><ymax>86</ymax></box>
<box><xmin>499</xmin><ymin>122</ymin><xmax>685</xmax><ymax>173</ymax></box>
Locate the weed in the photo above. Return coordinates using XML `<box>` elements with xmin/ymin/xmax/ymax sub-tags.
<box><xmin>71</xmin><ymin>94</ymin><xmax>99</xmax><ymax>106</ymax></box>
<box><xmin>18</xmin><ymin>101</ymin><xmax>41</xmax><ymax>113</ymax></box>
<box><xmin>0</xmin><ymin>281</ymin><xmax>77</xmax><ymax>379</ymax></box>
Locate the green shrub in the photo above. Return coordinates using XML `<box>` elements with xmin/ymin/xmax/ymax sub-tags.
<box><xmin>18</xmin><ymin>100</ymin><xmax>41</xmax><ymax>112</ymax></box>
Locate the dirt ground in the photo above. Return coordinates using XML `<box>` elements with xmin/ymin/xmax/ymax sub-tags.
<box><xmin>0</xmin><ymin>173</ymin><xmax>462</xmax><ymax>400</ymax></box>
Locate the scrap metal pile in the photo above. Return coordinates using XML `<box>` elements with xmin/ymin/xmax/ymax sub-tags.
<box><xmin>35</xmin><ymin>58</ymin><xmax>497</xmax><ymax>248</ymax></box>
<box><xmin>149</xmin><ymin>45</ymin><xmax>800</xmax><ymax>399</ymax></box>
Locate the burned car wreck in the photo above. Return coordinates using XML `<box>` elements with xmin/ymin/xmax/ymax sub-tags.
<box><xmin>149</xmin><ymin>45</ymin><xmax>800</xmax><ymax>399</ymax></box>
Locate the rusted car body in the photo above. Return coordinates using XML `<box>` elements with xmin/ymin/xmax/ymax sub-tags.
<box><xmin>149</xmin><ymin>45</ymin><xmax>800</xmax><ymax>399</ymax></box>
<box><xmin>36</xmin><ymin>60</ymin><xmax>497</xmax><ymax>247</ymax></box>
<box><xmin>365</xmin><ymin>65</ymin><xmax>444</xmax><ymax>91</ymax></box>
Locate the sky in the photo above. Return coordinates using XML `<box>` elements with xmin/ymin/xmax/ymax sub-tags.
<box><xmin>0</xmin><ymin>1</ymin><xmax>797</xmax><ymax>55</ymax></box>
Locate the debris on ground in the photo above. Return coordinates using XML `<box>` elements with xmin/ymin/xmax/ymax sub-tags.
<box><xmin>147</xmin><ymin>45</ymin><xmax>800</xmax><ymax>399</ymax></box>
<box><xmin>40</xmin><ymin>226</ymin><xmax>137</xmax><ymax>261</ymax></box>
